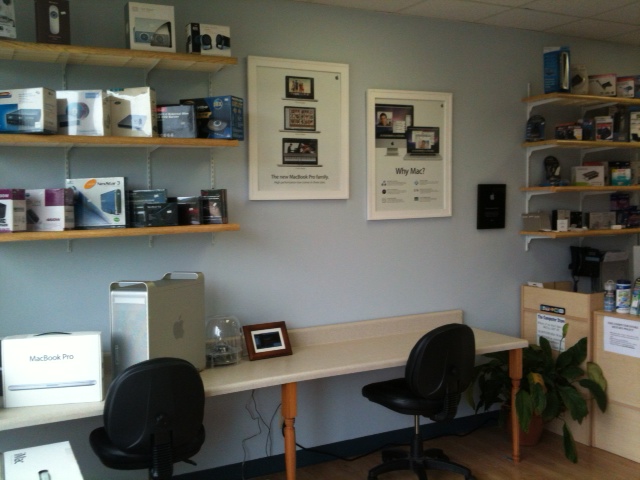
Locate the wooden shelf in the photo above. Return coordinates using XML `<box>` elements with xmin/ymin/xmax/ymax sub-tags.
<box><xmin>520</xmin><ymin>227</ymin><xmax>640</xmax><ymax>239</ymax></box>
<box><xmin>521</xmin><ymin>185</ymin><xmax>640</xmax><ymax>193</ymax></box>
<box><xmin>0</xmin><ymin>224</ymin><xmax>240</xmax><ymax>243</ymax></box>
<box><xmin>522</xmin><ymin>92</ymin><xmax>640</xmax><ymax>108</ymax></box>
<box><xmin>0</xmin><ymin>133</ymin><xmax>239</xmax><ymax>148</ymax></box>
<box><xmin>522</xmin><ymin>139</ymin><xmax>640</xmax><ymax>149</ymax></box>
<box><xmin>0</xmin><ymin>39</ymin><xmax>237</xmax><ymax>73</ymax></box>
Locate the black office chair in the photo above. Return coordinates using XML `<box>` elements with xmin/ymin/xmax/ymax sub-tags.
<box><xmin>90</xmin><ymin>357</ymin><xmax>206</xmax><ymax>480</ymax></box>
<box><xmin>362</xmin><ymin>323</ymin><xmax>476</xmax><ymax>480</ymax></box>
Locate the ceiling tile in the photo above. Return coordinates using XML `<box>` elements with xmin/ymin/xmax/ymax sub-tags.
<box><xmin>546</xmin><ymin>19</ymin><xmax>639</xmax><ymax>40</ymax></box>
<box><xmin>478</xmin><ymin>9</ymin><xmax>579</xmax><ymax>31</ymax></box>
<box><xmin>400</xmin><ymin>0</ymin><xmax>508</xmax><ymax>22</ymax></box>
<box><xmin>524</xmin><ymin>0</ymin><xmax>637</xmax><ymax>18</ymax></box>
<box><xmin>598</xmin><ymin>2</ymin><xmax>640</xmax><ymax>25</ymax></box>
<box><xmin>609</xmin><ymin>28</ymin><xmax>640</xmax><ymax>46</ymax></box>
<box><xmin>290</xmin><ymin>0</ymin><xmax>419</xmax><ymax>13</ymax></box>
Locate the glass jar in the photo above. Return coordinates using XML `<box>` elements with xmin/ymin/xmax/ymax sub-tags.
<box><xmin>205</xmin><ymin>315</ymin><xmax>244</xmax><ymax>366</ymax></box>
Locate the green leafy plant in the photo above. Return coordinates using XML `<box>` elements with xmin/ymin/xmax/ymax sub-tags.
<box><xmin>466</xmin><ymin>325</ymin><xmax>608</xmax><ymax>463</ymax></box>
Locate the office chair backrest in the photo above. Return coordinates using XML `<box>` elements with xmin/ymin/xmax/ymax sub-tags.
<box><xmin>103</xmin><ymin>357</ymin><xmax>205</xmax><ymax>454</ymax></box>
<box><xmin>405</xmin><ymin>324</ymin><xmax>475</xmax><ymax>420</ymax></box>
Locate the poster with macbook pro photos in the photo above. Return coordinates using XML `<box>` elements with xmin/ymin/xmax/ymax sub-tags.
<box><xmin>248</xmin><ymin>56</ymin><xmax>349</xmax><ymax>200</ymax></box>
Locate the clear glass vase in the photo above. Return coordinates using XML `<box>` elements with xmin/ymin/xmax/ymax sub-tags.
<box><xmin>206</xmin><ymin>315</ymin><xmax>245</xmax><ymax>366</ymax></box>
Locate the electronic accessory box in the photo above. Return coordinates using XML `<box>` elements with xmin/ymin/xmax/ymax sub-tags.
<box><xmin>65</xmin><ymin>177</ymin><xmax>127</xmax><ymax>229</ymax></box>
<box><xmin>108</xmin><ymin>86</ymin><xmax>157</xmax><ymax>137</ymax></box>
<box><xmin>56</xmin><ymin>89</ymin><xmax>111</xmax><ymax>136</ymax></box>
<box><xmin>0</xmin><ymin>189</ymin><xmax>26</xmax><ymax>233</ymax></box>
<box><xmin>1</xmin><ymin>441</ymin><xmax>84</xmax><ymax>480</ymax></box>
<box><xmin>180</xmin><ymin>95</ymin><xmax>244</xmax><ymax>140</ymax></box>
<box><xmin>186</xmin><ymin>23</ymin><xmax>231</xmax><ymax>56</ymax></box>
<box><xmin>156</xmin><ymin>104</ymin><xmax>196</xmax><ymax>138</ymax></box>
<box><xmin>35</xmin><ymin>0</ymin><xmax>70</xmax><ymax>44</ymax></box>
<box><xmin>0</xmin><ymin>87</ymin><xmax>57</xmax><ymax>134</ymax></box>
<box><xmin>125</xmin><ymin>2</ymin><xmax>176</xmax><ymax>52</ymax></box>
<box><xmin>0</xmin><ymin>0</ymin><xmax>16</xmax><ymax>38</ymax></box>
<box><xmin>25</xmin><ymin>188</ymin><xmax>74</xmax><ymax>231</ymax></box>
<box><xmin>1</xmin><ymin>332</ymin><xmax>102</xmax><ymax>408</ymax></box>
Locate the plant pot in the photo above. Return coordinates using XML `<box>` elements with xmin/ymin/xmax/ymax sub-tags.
<box><xmin>505</xmin><ymin>408</ymin><xmax>545</xmax><ymax>446</ymax></box>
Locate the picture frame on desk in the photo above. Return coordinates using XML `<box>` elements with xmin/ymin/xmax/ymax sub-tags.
<box><xmin>243</xmin><ymin>321</ymin><xmax>293</xmax><ymax>360</ymax></box>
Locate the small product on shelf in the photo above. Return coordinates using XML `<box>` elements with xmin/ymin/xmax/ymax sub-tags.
<box><xmin>35</xmin><ymin>0</ymin><xmax>70</xmax><ymax>45</ymax></box>
<box><xmin>180</xmin><ymin>95</ymin><xmax>244</xmax><ymax>140</ymax></box>
<box><xmin>125</xmin><ymin>2</ymin><xmax>175</xmax><ymax>53</ymax></box>
<box><xmin>56</xmin><ymin>90</ymin><xmax>110</xmax><ymax>136</ymax></box>
<box><xmin>156</xmin><ymin>104</ymin><xmax>196</xmax><ymax>138</ymax></box>
<box><xmin>0</xmin><ymin>188</ymin><xmax>26</xmax><ymax>233</ymax></box>
<box><xmin>186</xmin><ymin>23</ymin><xmax>231</xmax><ymax>56</ymax></box>
<box><xmin>0</xmin><ymin>87</ymin><xmax>57</xmax><ymax>134</ymax></box>
<box><xmin>0</xmin><ymin>0</ymin><xmax>16</xmax><ymax>39</ymax></box>
<box><xmin>25</xmin><ymin>188</ymin><xmax>74</xmax><ymax>231</ymax></box>
<box><xmin>108</xmin><ymin>86</ymin><xmax>158</xmax><ymax>137</ymax></box>
<box><xmin>200</xmin><ymin>188</ymin><xmax>228</xmax><ymax>224</ymax></box>
<box><xmin>66</xmin><ymin>177</ymin><xmax>127</xmax><ymax>229</ymax></box>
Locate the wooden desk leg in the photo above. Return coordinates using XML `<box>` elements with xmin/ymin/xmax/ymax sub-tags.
<box><xmin>508</xmin><ymin>348</ymin><xmax>523</xmax><ymax>464</ymax></box>
<box><xmin>282</xmin><ymin>382</ymin><xmax>297</xmax><ymax>480</ymax></box>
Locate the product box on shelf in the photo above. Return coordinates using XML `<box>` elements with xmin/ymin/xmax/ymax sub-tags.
<box><xmin>572</xmin><ymin>166</ymin><xmax>605</xmax><ymax>186</ymax></box>
<box><xmin>0</xmin><ymin>0</ymin><xmax>16</xmax><ymax>38</ymax></box>
<box><xmin>587</xmin><ymin>211</ymin><xmax>616</xmax><ymax>230</ymax></box>
<box><xmin>0</xmin><ymin>87</ymin><xmax>57</xmax><ymax>134</ymax></box>
<box><xmin>108</xmin><ymin>87</ymin><xmax>157</xmax><ymax>137</ymax></box>
<box><xmin>630</xmin><ymin>110</ymin><xmax>640</xmax><ymax>142</ymax></box>
<box><xmin>128</xmin><ymin>189</ymin><xmax>167</xmax><ymax>227</ymax></box>
<box><xmin>186</xmin><ymin>23</ymin><xmax>231</xmax><ymax>56</ymax></box>
<box><xmin>56</xmin><ymin>89</ymin><xmax>110</xmax><ymax>136</ymax></box>
<box><xmin>594</xmin><ymin>116</ymin><xmax>614</xmax><ymax>141</ymax></box>
<box><xmin>588</xmin><ymin>74</ymin><xmax>617</xmax><ymax>96</ymax></box>
<box><xmin>125</xmin><ymin>2</ymin><xmax>175</xmax><ymax>52</ymax></box>
<box><xmin>543</xmin><ymin>46</ymin><xmax>570</xmax><ymax>94</ymax></box>
<box><xmin>610</xmin><ymin>162</ymin><xmax>632</xmax><ymax>186</ymax></box>
<box><xmin>617</xmin><ymin>76</ymin><xmax>638</xmax><ymax>98</ymax></box>
<box><xmin>180</xmin><ymin>96</ymin><xmax>244</xmax><ymax>140</ymax></box>
<box><xmin>200</xmin><ymin>188</ymin><xmax>228</xmax><ymax>224</ymax></box>
<box><xmin>35</xmin><ymin>0</ymin><xmax>70</xmax><ymax>44</ymax></box>
<box><xmin>66</xmin><ymin>177</ymin><xmax>127</xmax><ymax>229</ymax></box>
<box><xmin>176</xmin><ymin>196</ymin><xmax>202</xmax><ymax>225</ymax></box>
<box><xmin>2</xmin><ymin>441</ymin><xmax>84</xmax><ymax>480</ymax></box>
<box><xmin>0</xmin><ymin>188</ymin><xmax>26</xmax><ymax>233</ymax></box>
<box><xmin>25</xmin><ymin>188</ymin><xmax>74</xmax><ymax>231</ymax></box>
<box><xmin>570</xmin><ymin>64</ymin><xmax>588</xmax><ymax>94</ymax></box>
<box><xmin>1</xmin><ymin>331</ymin><xmax>102</xmax><ymax>408</ymax></box>
<box><xmin>144</xmin><ymin>201</ymin><xmax>178</xmax><ymax>226</ymax></box>
<box><xmin>156</xmin><ymin>104</ymin><xmax>196</xmax><ymax>138</ymax></box>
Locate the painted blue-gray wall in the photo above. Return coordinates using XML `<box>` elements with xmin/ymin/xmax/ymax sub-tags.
<box><xmin>1</xmin><ymin>0</ymin><xmax>639</xmax><ymax>478</ymax></box>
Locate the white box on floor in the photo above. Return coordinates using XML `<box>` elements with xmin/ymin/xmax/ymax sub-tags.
<box><xmin>25</xmin><ymin>188</ymin><xmax>75</xmax><ymax>231</ymax></box>
<box><xmin>1</xmin><ymin>332</ymin><xmax>102</xmax><ymax>408</ymax></box>
<box><xmin>56</xmin><ymin>89</ymin><xmax>111</xmax><ymax>136</ymax></box>
<box><xmin>0</xmin><ymin>188</ymin><xmax>26</xmax><ymax>233</ymax></box>
<box><xmin>2</xmin><ymin>441</ymin><xmax>84</xmax><ymax>480</ymax></box>
<box><xmin>125</xmin><ymin>2</ymin><xmax>175</xmax><ymax>52</ymax></box>
<box><xmin>66</xmin><ymin>177</ymin><xmax>127</xmax><ymax>229</ymax></box>
<box><xmin>0</xmin><ymin>87</ymin><xmax>57</xmax><ymax>133</ymax></box>
<box><xmin>186</xmin><ymin>23</ymin><xmax>231</xmax><ymax>56</ymax></box>
<box><xmin>108</xmin><ymin>87</ymin><xmax>157</xmax><ymax>137</ymax></box>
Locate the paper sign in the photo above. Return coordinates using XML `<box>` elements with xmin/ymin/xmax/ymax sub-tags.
<box><xmin>536</xmin><ymin>313</ymin><xmax>566</xmax><ymax>351</ymax></box>
<box><xmin>604</xmin><ymin>315</ymin><xmax>640</xmax><ymax>358</ymax></box>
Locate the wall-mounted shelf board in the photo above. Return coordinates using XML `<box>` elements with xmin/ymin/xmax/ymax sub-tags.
<box><xmin>0</xmin><ymin>133</ymin><xmax>238</xmax><ymax>148</ymax></box>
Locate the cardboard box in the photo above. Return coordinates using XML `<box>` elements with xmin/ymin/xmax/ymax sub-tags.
<box><xmin>144</xmin><ymin>201</ymin><xmax>178</xmax><ymax>226</ymax></box>
<box><xmin>570</xmin><ymin>64</ymin><xmax>588</xmax><ymax>94</ymax></box>
<box><xmin>156</xmin><ymin>104</ymin><xmax>196</xmax><ymax>138</ymax></box>
<box><xmin>180</xmin><ymin>95</ymin><xmax>244</xmax><ymax>139</ymax></box>
<box><xmin>56</xmin><ymin>89</ymin><xmax>110</xmax><ymax>136</ymax></box>
<box><xmin>200</xmin><ymin>188</ymin><xmax>228</xmax><ymax>224</ymax></box>
<box><xmin>1</xmin><ymin>332</ymin><xmax>102</xmax><ymax>408</ymax></box>
<box><xmin>617</xmin><ymin>76</ymin><xmax>636</xmax><ymax>98</ymax></box>
<box><xmin>66</xmin><ymin>177</ymin><xmax>127</xmax><ymax>229</ymax></box>
<box><xmin>630</xmin><ymin>110</ymin><xmax>640</xmax><ymax>142</ymax></box>
<box><xmin>2</xmin><ymin>441</ymin><xmax>84</xmax><ymax>480</ymax></box>
<box><xmin>587</xmin><ymin>211</ymin><xmax>616</xmax><ymax>230</ymax></box>
<box><xmin>125</xmin><ymin>2</ymin><xmax>175</xmax><ymax>52</ymax></box>
<box><xmin>594</xmin><ymin>115</ymin><xmax>613</xmax><ymax>141</ymax></box>
<box><xmin>543</xmin><ymin>46</ymin><xmax>570</xmax><ymax>94</ymax></box>
<box><xmin>0</xmin><ymin>189</ymin><xmax>26</xmax><ymax>233</ymax></box>
<box><xmin>0</xmin><ymin>0</ymin><xmax>16</xmax><ymax>38</ymax></box>
<box><xmin>610</xmin><ymin>165</ymin><xmax>632</xmax><ymax>186</ymax></box>
<box><xmin>35</xmin><ymin>0</ymin><xmax>70</xmax><ymax>44</ymax></box>
<box><xmin>128</xmin><ymin>189</ymin><xmax>167</xmax><ymax>227</ymax></box>
<box><xmin>572</xmin><ymin>165</ymin><xmax>605</xmax><ymax>186</ymax></box>
<box><xmin>589</xmin><ymin>74</ymin><xmax>617</xmax><ymax>96</ymax></box>
<box><xmin>0</xmin><ymin>87</ymin><xmax>57</xmax><ymax>134</ymax></box>
<box><xmin>108</xmin><ymin>87</ymin><xmax>157</xmax><ymax>137</ymax></box>
<box><xmin>25</xmin><ymin>188</ymin><xmax>74</xmax><ymax>231</ymax></box>
<box><xmin>186</xmin><ymin>23</ymin><xmax>231</xmax><ymax>56</ymax></box>
<box><xmin>177</xmin><ymin>196</ymin><xmax>202</xmax><ymax>225</ymax></box>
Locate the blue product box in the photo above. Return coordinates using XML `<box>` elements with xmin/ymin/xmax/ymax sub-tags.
<box><xmin>180</xmin><ymin>95</ymin><xmax>244</xmax><ymax>140</ymax></box>
<box><xmin>543</xmin><ymin>46</ymin><xmax>570</xmax><ymax>94</ymax></box>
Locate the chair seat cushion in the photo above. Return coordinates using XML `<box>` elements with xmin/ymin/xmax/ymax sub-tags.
<box><xmin>362</xmin><ymin>378</ymin><xmax>443</xmax><ymax>416</ymax></box>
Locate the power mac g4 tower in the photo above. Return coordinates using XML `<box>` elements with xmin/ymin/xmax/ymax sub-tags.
<box><xmin>109</xmin><ymin>272</ymin><xmax>206</xmax><ymax>378</ymax></box>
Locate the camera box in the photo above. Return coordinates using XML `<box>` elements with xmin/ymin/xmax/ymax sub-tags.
<box><xmin>108</xmin><ymin>86</ymin><xmax>157</xmax><ymax>137</ymax></box>
<box><xmin>186</xmin><ymin>23</ymin><xmax>231</xmax><ymax>56</ymax></box>
<box><xmin>156</xmin><ymin>104</ymin><xmax>196</xmax><ymax>138</ymax></box>
<box><xmin>25</xmin><ymin>188</ymin><xmax>74</xmax><ymax>231</ymax></box>
<box><xmin>1</xmin><ymin>332</ymin><xmax>102</xmax><ymax>408</ymax></box>
<box><xmin>0</xmin><ymin>87</ymin><xmax>57</xmax><ymax>134</ymax></box>
<box><xmin>128</xmin><ymin>189</ymin><xmax>167</xmax><ymax>227</ymax></box>
<box><xmin>0</xmin><ymin>0</ymin><xmax>16</xmax><ymax>38</ymax></box>
<box><xmin>125</xmin><ymin>2</ymin><xmax>175</xmax><ymax>52</ymax></box>
<box><xmin>0</xmin><ymin>189</ymin><xmax>26</xmax><ymax>233</ymax></box>
<box><xmin>56</xmin><ymin>89</ymin><xmax>110</xmax><ymax>136</ymax></box>
<box><xmin>180</xmin><ymin>95</ymin><xmax>244</xmax><ymax>140</ymax></box>
<box><xmin>35</xmin><ymin>0</ymin><xmax>70</xmax><ymax>44</ymax></box>
<box><xmin>589</xmin><ymin>74</ymin><xmax>617</xmax><ymax>96</ymax></box>
<box><xmin>66</xmin><ymin>177</ymin><xmax>127</xmax><ymax>229</ymax></box>
<box><xmin>572</xmin><ymin>166</ymin><xmax>605</xmax><ymax>186</ymax></box>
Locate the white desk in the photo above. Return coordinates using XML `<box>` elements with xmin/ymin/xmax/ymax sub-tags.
<box><xmin>0</xmin><ymin>310</ymin><xmax>527</xmax><ymax>480</ymax></box>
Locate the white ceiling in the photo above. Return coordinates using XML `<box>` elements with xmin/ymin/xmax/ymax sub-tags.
<box><xmin>291</xmin><ymin>0</ymin><xmax>640</xmax><ymax>46</ymax></box>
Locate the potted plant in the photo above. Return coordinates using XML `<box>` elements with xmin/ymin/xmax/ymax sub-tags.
<box><xmin>466</xmin><ymin>325</ymin><xmax>608</xmax><ymax>463</ymax></box>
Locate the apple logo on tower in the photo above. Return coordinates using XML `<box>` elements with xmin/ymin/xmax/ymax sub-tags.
<box><xmin>173</xmin><ymin>315</ymin><xmax>185</xmax><ymax>340</ymax></box>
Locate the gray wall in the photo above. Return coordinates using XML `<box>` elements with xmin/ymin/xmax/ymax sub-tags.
<box><xmin>1</xmin><ymin>1</ymin><xmax>639</xmax><ymax>478</ymax></box>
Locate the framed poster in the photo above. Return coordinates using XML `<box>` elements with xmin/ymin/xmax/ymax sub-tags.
<box><xmin>366</xmin><ymin>89</ymin><xmax>452</xmax><ymax>220</ymax></box>
<box><xmin>248</xmin><ymin>56</ymin><xmax>349</xmax><ymax>200</ymax></box>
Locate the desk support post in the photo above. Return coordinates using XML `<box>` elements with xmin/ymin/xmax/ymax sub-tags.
<box><xmin>282</xmin><ymin>382</ymin><xmax>297</xmax><ymax>480</ymax></box>
<box><xmin>509</xmin><ymin>348</ymin><xmax>523</xmax><ymax>464</ymax></box>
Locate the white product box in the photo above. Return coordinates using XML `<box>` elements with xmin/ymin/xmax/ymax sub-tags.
<box><xmin>125</xmin><ymin>2</ymin><xmax>175</xmax><ymax>52</ymax></box>
<box><xmin>617</xmin><ymin>76</ymin><xmax>636</xmax><ymax>98</ymax></box>
<box><xmin>25</xmin><ymin>188</ymin><xmax>74</xmax><ymax>231</ymax></box>
<box><xmin>1</xmin><ymin>332</ymin><xmax>102</xmax><ymax>408</ymax></box>
<box><xmin>587</xmin><ymin>211</ymin><xmax>616</xmax><ymax>230</ymax></box>
<box><xmin>2</xmin><ymin>441</ymin><xmax>84</xmax><ymax>480</ymax></box>
<box><xmin>0</xmin><ymin>0</ymin><xmax>16</xmax><ymax>38</ymax></box>
<box><xmin>186</xmin><ymin>23</ymin><xmax>231</xmax><ymax>56</ymax></box>
<box><xmin>108</xmin><ymin>87</ymin><xmax>157</xmax><ymax>137</ymax></box>
<box><xmin>0</xmin><ymin>87</ymin><xmax>57</xmax><ymax>133</ymax></box>
<box><xmin>66</xmin><ymin>177</ymin><xmax>127</xmax><ymax>229</ymax></box>
<box><xmin>630</xmin><ymin>110</ymin><xmax>640</xmax><ymax>142</ymax></box>
<box><xmin>572</xmin><ymin>166</ymin><xmax>605</xmax><ymax>186</ymax></box>
<box><xmin>0</xmin><ymin>189</ymin><xmax>26</xmax><ymax>233</ymax></box>
<box><xmin>56</xmin><ymin>89</ymin><xmax>111</xmax><ymax>136</ymax></box>
<box><xmin>588</xmin><ymin>74</ymin><xmax>617</xmax><ymax>96</ymax></box>
<box><xmin>570</xmin><ymin>64</ymin><xmax>588</xmax><ymax>94</ymax></box>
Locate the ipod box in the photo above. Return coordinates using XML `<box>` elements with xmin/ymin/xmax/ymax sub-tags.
<box><xmin>56</xmin><ymin>90</ymin><xmax>111</xmax><ymax>136</ymax></box>
<box><xmin>0</xmin><ymin>87</ymin><xmax>57</xmax><ymax>134</ymax></box>
<box><xmin>0</xmin><ymin>0</ymin><xmax>16</xmax><ymax>38</ymax></box>
<box><xmin>25</xmin><ymin>188</ymin><xmax>74</xmax><ymax>231</ymax></box>
<box><xmin>108</xmin><ymin>86</ymin><xmax>157</xmax><ymax>137</ymax></box>
<box><xmin>66</xmin><ymin>177</ymin><xmax>127</xmax><ymax>229</ymax></box>
<box><xmin>1</xmin><ymin>331</ymin><xmax>102</xmax><ymax>408</ymax></box>
<box><xmin>126</xmin><ymin>2</ymin><xmax>175</xmax><ymax>52</ymax></box>
<box><xmin>180</xmin><ymin>95</ymin><xmax>244</xmax><ymax>139</ymax></box>
<box><xmin>156</xmin><ymin>104</ymin><xmax>196</xmax><ymax>138</ymax></box>
<box><xmin>186</xmin><ymin>23</ymin><xmax>231</xmax><ymax>56</ymax></box>
<box><xmin>35</xmin><ymin>0</ymin><xmax>70</xmax><ymax>44</ymax></box>
<box><xmin>0</xmin><ymin>189</ymin><xmax>26</xmax><ymax>233</ymax></box>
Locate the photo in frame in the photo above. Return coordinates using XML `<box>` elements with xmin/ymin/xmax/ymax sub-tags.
<box><xmin>243</xmin><ymin>321</ymin><xmax>293</xmax><ymax>361</ymax></box>
<box><xmin>286</xmin><ymin>75</ymin><xmax>314</xmax><ymax>100</ymax></box>
<box><xmin>282</xmin><ymin>138</ymin><xmax>319</xmax><ymax>165</ymax></box>
<box><xmin>284</xmin><ymin>106</ymin><xmax>317</xmax><ymax>131</ymax></box>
